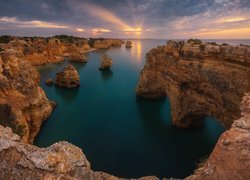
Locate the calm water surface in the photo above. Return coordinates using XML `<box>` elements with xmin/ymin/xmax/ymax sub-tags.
<box><xmin>35</xmin><ymin>40</ymin><xmax>228</xmax><ymax>178</ymax></box>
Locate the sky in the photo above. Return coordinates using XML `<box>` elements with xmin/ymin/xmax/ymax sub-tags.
<box><xmin>0</xmin><ymin>0</ymin><xmax>250</xmax><ymax>39</ymax></box>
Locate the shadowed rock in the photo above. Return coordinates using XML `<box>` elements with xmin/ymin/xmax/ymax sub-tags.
<box><xmin>126</xmin><ymin>41</ymin><xmax>132</xmax><ymax>48</ymax></box>
<box><xmin>99</xmin><ymin>54</ymin><xmax>113</xmax><ymax>70</ymax></box>
<box><xmin>55</xmin><ymin>65</ymin><xmax>80</xmax><ymax>88</ymax></box>
<box><xmin>136</xmin><ymin>40</ymin><xmax>250</xmax><ymax>129</ymax></box>
<box><xmin>45</xmin><ymin>78</ymin><xmax>54</xmax><ymax>86</ymax></box>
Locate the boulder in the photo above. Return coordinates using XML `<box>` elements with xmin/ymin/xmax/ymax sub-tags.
<box><xmin>55</xmin><ymin>65</ymin><xmax>80</xmax><ymax>88</ymax></box>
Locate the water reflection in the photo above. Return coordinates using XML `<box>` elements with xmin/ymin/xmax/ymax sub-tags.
<box><xmin>101</xmin><ymin>70</ymin><xmax>113</xmax><ymax>81</ymax></box>
<box><xmin>127</xmin><ymin>40</ymin><xmax>142</xmax><ymax>62</ymax></box>
<box><xmin>136</xmin><ymin>40</ymin><xmax>142</xmax><ymax>60</ymax></box>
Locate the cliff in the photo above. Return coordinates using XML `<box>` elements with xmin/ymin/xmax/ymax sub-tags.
<box><xmin>0</xmin><ymin>37</ymin><xmax>124</xmax><ymax>66</ymax></box>
<box><xmin>0</xmin><ymin>126</ymin><xmax>157</xmax><ymax>179</ymax></box>
<box><xmin>90</xmin><ymin>38</ymin><xmax>124</xmax><ymax>49</ymax></box>
<box><xmin>0</xmin><ymin>50</ymin><xmax>54</xmax><ymax>144</ymax></box>
<box><xmin>187</xmin><ymin>93</ymin><xmax>250</xmax><ymax>180</ymax></box>
<box><xmin>136</xmin><ymin>40</ymin><xmax>250</xmax><ymax>129</ymax></box>
<box><xmin>0</xmin><ymin>94</ymin><xmax>249</xmax><ymax>179</ymax></box>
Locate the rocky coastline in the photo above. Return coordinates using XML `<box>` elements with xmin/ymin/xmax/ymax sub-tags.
<box><xmin>0</xmin><ymin>37</ymin><xmax>249</xmax><ymax>179</ymax></box>
<box><xmin>136</xmin><ymin>40</ymin><xmax>250</xmax><ymax>129</ymax></box>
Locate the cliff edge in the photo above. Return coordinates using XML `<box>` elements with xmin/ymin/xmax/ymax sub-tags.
<box><xmin>136</xmin><ymin>40</ymin><xmax>250</xmax><ymax>129</ymax></box>
<box><xmin>0</xmin><ymin>50</ymin><xmax>54</xmax><ymax>143</ymax></box>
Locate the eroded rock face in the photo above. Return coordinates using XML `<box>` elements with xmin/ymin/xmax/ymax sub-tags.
<box><xmin>126</xmin><ymin>41</ymin><xmax>132</xmax><ymax>48</ymax></box>
<box><xmin>136</xmin><ymin>40</ymin><xmax>250</xmax><ymax>129</ymax></box>
<box><xmin>187</xmin><ymin>93</ymin><xmax>250</xmax><ymax>180</ymax></box>
<box><xmin>91</xmin><ymin>39</ymin><xmax>124</xmax><ymax>49</ymax></box>
<box><xmin>0</xmin><ymin>125</ymin><xmax>158</xmax><ymax>179</ymax></box>
<box><xmin>64</xmin><ymin>43</ymin><xmax>87</xmax><ymax>63</ymax></box>
<box><xmin>0</xmin><ymin>50</ymin><xmax>54</xmax><ymax>143</ymax></box>
<box><xmin>55</xmin><ymin>65</ymin><xmax>80</xmax><ymax>88</ymax></box>
<box><xmin>99</xmin><ymin>55</ymin><xmax>113</xmax><ymax>70</ymax></box>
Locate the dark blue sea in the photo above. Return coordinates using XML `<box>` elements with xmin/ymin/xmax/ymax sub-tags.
<box><xmin>34</xmin><ymin>39</ymin><xmax>249</xmax><ymax>178</ymax></box>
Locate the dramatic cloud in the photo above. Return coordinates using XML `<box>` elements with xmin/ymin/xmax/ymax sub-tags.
<box><xmin>0</xmin><ymin>0</ymin><xmax>249</xmax><ymax>38</ymax></box>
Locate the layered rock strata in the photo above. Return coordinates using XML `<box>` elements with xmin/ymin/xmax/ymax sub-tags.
<box><xmin>99</xmin><ymin>55</ymin><xmax>113</xmax><ymax>70</ymax></box>
<box><xmin>0</xmin><ymin>125</ymin><xmax>158</xmax><ymax>179</ymax></box>
<box><xmin>0</xmin><ymin>37</ymin><xmax>79</xmax><ymax>65</ymax></box>
<box><xmin>55</xmin><ymin>65</ymin><xmax>80</xmax><ymax>88</ymax></box>
<box><xmin>90</xmin><ymin>38</ymin><xmax>124</xmax><ymax>49</ymax></box>
<box><xmin>187</xmin><ymin>93</ymin><xmax>250</xmax><ymax>180</ymax></box>
<box><xmin>136</xmin><ymin>40</ymin><xmax>250</xmax><ymax>129</ymax></box>
<box><xmin>0</xmin><ymin>93</ymin><xmax>249</xmax><ymax>179</ymax></box>
<box><xmin>0</xmin><ymin>51</ymin><xmax>54</xmax><ymax>143</ymax></box>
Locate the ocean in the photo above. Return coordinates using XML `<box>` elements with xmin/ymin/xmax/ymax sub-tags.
<box><xmin>34</xmin><ymin>39</ymin><xmax>249</xmax><ymax>178</ymax></box>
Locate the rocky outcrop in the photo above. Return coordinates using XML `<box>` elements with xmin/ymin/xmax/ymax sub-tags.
<box><xmin>126</xmin><ymin>41</ymin><xmax>132</xmax><ymax>48</ymax></box>
<box><xmin>63</xmin><ymin>43</ymin><xmax>87</xmax><ymax>63</ymax></box>
<box><xmin>1</xmin><ymin>36</ymin><xmax>124</xmax><ymax>65</ymax></box>
<box><xmin>0</xmin><ymin>93</ymin><xmax>249</xmax><ymax>179</ymax></box>
<box><xmin>99</xmin><ymin>55</ymin><xmax>112</xmax><ymax>70</ymax></box>
<box><xmin>0</xmin><ymin>50</ymin><xmax>54</xmax><ymax>144</ymax></box>
<box><xmin>90</xmin><ymin>38</ymin><xmax>124</xmax><ymax>49</ymax></box>
<box><xmin>136</xmin><ymin>40</ymin><xmax>250</xmax><ymax>129</ymax></box>
<box><xmin>55</xmin><ymin>65</ymin><xmax>80</xmax><ymax>88</ymax></box>
<box><xmin>0</xmin><ymin>125</ymin><xmax>158</xmax><ymax>179</ymax></box>
<box><xmin>45</xmin><ymin>78</ymin><xmax>54</xmax><ymax>86</ymax></box>
<box><xmin>187</xmin><ymin>93</ymin><xmax>250</xmax><ymax>180</ymax></box>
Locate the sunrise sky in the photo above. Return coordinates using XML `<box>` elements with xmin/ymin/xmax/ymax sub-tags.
<box><xmin>0</xmin><ymin>0</ymin><xmax>250</xmax><ymax>39</ymax></box>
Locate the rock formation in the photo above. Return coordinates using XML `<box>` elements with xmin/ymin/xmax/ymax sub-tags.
<box><xmin>55</xmin><ymin>65</ymin><xmax>80</xmax><ymax>88</ymax></box>
<box><xmin>136</xmin><ymin>40</ymin><xmax>250</xmax><ymax>129</ymax></box>
<box><xmin>45</xmin><ymin>78</ymin><xmax>54</xmax><ymax>86</ymax></box>
<box><xmin>63</xmin><ymin>43</ymin><xmax>87</xmax><ymax>63</ymax></box>
<box><xmin>99</xmin><ymin>54</ymin><xmax>113</xmax><ymax>70</ymax></box>
<box><xmin>0</xmin><ymin>93</ymin><xmax>249</xmax><ymax>179</ymax></box>
<box><xmin>0</xmin><ymin>125</ymin><xmax>158</xmax><ymax>180</ymax></box>
<box><xmin>0</xmin><ymin>36</ymin><xmax>124</xmax><ymax>65</ymax></box>
<box><xmin>90</xmin><ymin>38</ymin><xmax>124</xmax><ymax>49</ymax></box>
<box><xmin>0</xmin><ymin>50</ymin><xmax>54</xmax><ymax>144</ymax></box>
<box><xmin>187</xmin><ymin>93</ymin><xmax>250</xmax><ymax>180</ymax></box>
<box><xmin>126</xmin><ymin>41</ymin><xmax>132</xmax><ymax>48</ymax></box>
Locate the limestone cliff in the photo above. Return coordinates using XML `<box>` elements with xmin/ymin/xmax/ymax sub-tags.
<box><xmin>0</xmin><ymin>125</ymin><xmax>158</xmax><ymax>180</ymax></box>
<box><xmin>187</xmin><ymin>93</ymin><xmax>250</xmax><ymax>180</ymax></box>
<box><xmin>90</xmin><ymin>38</ymin><xmax>124</xmax><ymax>49</ymax></box>
<box><xmin>0</xmin><ymin>50</ymin><xmax>54</xmax><ymax>144</ymax></box>
<box><xmin>136</xmin><ymin>40</ymin><xmax>250</xmax><ymax>129</ymax></box>
<box><xmin>1</xmin><ymin>37</ymin><xmax>89</xmax><ymax>66</ymax></box>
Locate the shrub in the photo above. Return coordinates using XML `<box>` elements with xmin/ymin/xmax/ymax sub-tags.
<box><xmin>187</xmin><ymin>38</ymin><xmax>202</xmax><ymax>44</ymax></box>
<box><xmin>0</xmin><ymin>35</ymin><xmax>12</xmax><ymax>43</ymax></box>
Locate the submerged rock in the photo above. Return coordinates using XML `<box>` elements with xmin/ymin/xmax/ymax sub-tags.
<box><xmin>45</xmin><ymin>78</ymin><xmax>54</xmax><ymax>86</ymax></box>
<box><xmin>99</xmin><ymin>54</ymin><xmax>112</xmax><ymax>70</ymax></box>
<box><xmin>126</xmin><ymin>41</ymin><xmax>132</xmax><ymax>48</ymax></box>
<box><xmin>55</xmin><ymin>65</ymin><xmax>80</xmax><ymax>88</ymax></box>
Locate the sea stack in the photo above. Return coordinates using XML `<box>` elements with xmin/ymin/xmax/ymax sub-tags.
<box><xmin>55</xmin><ymin>65</ymin><xmax>80</xmax><ymax>88</ymax></box>
<box><xmin>125</xmin><ymin>41</ymin><xmax>132</xmax><ymax>48</ymax></box>
<box><xmin>99</xmin><ymin>54</ymin><xmax>112</xmax><ymax>70</ymax></box>
<box><xmin>45</xmin><ymin>78</ymin><xmax>54</xmax><ymax>86</ymax></box>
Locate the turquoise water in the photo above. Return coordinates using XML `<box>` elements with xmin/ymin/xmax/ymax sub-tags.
<box><xmin>35</xmin><ymin>40</ymin><xmax>226</xmax><ymax>178</ymax></box>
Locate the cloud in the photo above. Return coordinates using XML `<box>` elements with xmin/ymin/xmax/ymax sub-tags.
<box><xmin>0</xmin><ymin>16</ymin><xmax>69</xmax><ymax>29</ymax></box>
<box><xmin>0</xmin><ymin>0</ymin><xmax>249</xmax><ymax>38</ymax></box>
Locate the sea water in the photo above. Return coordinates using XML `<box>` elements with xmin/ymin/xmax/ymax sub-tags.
<box><xmin>34</xmin><ymin>39</ymin><xmax>249</xmax><ymax>178</ymax></box>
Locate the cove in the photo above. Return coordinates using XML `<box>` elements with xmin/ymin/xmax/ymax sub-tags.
<box><xmin>34</xmin><ymin>40</ymin><xmax>225</xmax><ymax>178</ymax></box>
